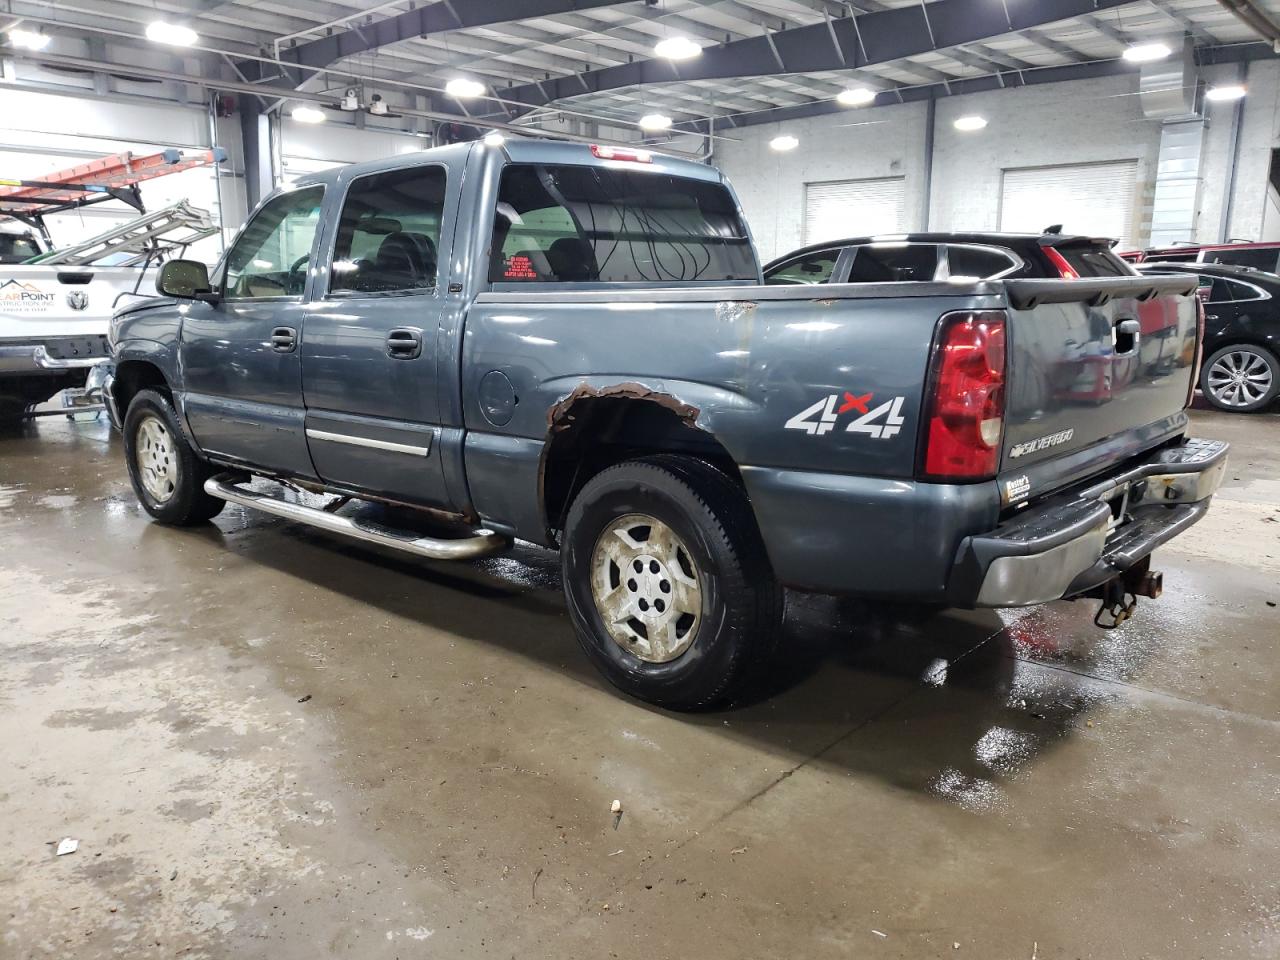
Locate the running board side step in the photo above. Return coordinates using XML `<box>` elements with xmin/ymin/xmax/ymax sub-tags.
<box><xmin>203</xmin><ymin>475</ymin><xmax>511</xmax><ymax>561</ymax></box>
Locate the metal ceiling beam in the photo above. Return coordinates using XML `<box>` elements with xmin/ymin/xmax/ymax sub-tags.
<box><xmin>1215</xmin><ymin>0</ymin><xmax>1280</xmax><ymax>47</ymax></box>
<box><xmin>670</xmin><ymin>40</ymin><xmax>1279</xmax><ymax>134</ymax></box>
<box><xmin>498</xmin><ymin>0</ymin><xmax>1135</xmax><ymax>111</ymax></box>
<box><xmin>239</xmin><ymin>0</ymin><xmax>640</xmax><ymax>80</ymax></box>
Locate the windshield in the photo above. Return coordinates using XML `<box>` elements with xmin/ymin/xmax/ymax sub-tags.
<box><xmin>0</xmin><ymin>233</ymin><xmax>42</xmax><ymax>264</ymax></box>
<box><xmin>489</xmin><ymin>163</ymin><xmax>755</xmax><ymax>283</ymax></box>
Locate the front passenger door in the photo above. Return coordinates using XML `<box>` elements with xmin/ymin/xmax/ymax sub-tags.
<box><xmin>181</xmin><ymin>185</ymin><xmax>325</xmax><ymax>476</ymax></box>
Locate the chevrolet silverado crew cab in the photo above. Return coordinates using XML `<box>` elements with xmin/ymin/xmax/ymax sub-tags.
<box><xmin>104</xmin><ymin>137</ymin><xmax>1227</xmax><ymax>710</ymax></box>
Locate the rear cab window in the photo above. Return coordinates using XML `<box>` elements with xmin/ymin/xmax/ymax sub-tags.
<box><xmin>0</xmin><ymin>233</ymin><xmax>41</xmax><ymax>264</ymax></box>
<box><xmin>489</xmin><ymin>163</ymin><xmax>755</xmax><ymax>284</ymax></box>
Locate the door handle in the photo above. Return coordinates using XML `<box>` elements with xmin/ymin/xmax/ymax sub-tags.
<box><xmin>1114</xmin><ymin>318</ymin><xmax>1140</xmax><ymax>356</ymax></box>
<box><xmin>1205</xmin><ymin>314</ymin><xmax>1219</xmax><ymax>321</ymax></box>
<box><xmin>270</xmin><ymin>326</ymin><xmax>297</xmax><ymax>353</ymax></box>
<box><xmin>386</xmin><ymin>328</ymin><xmax>422</xmax><ymax>360</ymax></box>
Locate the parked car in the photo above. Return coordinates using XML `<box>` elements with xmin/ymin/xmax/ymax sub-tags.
<box><xmin>1121</xmin><ymin>241</ymin><xmax>1280</xmax><ymax>273</ymax></box>
<box><xmin>104</xmin><ymin>137</ymin><xmax>1226</xmax><ymax>710</ymax></box>
<box><xmin>1137</xmin><ymin>261</ymin><xmax>1280</xmax><ymax>412</ymax></box>
<box><xmin>762</xmin><ymin>229</ymin><xmax>1135</xmax><ymax>286</ymax></box>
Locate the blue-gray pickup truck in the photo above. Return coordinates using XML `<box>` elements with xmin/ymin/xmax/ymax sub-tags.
<box><xmin>104</xmin><ymin>137</ymin><xmax>1227</xmax><ymax>710</ymax></box>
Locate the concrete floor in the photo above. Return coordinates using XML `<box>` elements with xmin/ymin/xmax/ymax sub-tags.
<box><xmin>0</xmin><ymin>406</ymin><xmax>1276</xmax><ymax>960</ymax></box>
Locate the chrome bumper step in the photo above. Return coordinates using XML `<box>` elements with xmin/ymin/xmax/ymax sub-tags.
<box><xmin>203</xmin><ymin>475</ymin><xmax>511</xmax><ymax>561</ymax></box>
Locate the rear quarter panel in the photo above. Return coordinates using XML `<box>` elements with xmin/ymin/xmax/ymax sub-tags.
<box><xmin>460</xmin><ymin>282</ymin><xmax>1003</xmax><ymax>542</ymax></box>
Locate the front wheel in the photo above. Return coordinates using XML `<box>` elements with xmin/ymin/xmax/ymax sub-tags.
<box><xmin>1200</xmin><ymin>344</ymin><xmax>1280</xmax><ymax>412</ymax></box>
<box><xmin>123</xmin><ymin>388</ymin><xmax>225</xmax><ymax>525</ymax></box>
<box><xmin>561</xmin><ymin>455</ymin><xmax>782</xmax><ymax>711</ymax></box>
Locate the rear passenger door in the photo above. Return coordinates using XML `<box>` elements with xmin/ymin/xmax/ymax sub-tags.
<box><xmin>301</xmin><ymin>163</ymin><xmax>456</xmax><ymax>508</ymax></box>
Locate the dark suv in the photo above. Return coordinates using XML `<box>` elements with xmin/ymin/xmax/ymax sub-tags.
<box><xmin>763</xmin><ymin>230</ymin><xmax>1135</xmax><ymax>285</ymax></box>
<box><xmin>1137</xmin><ymin>261</ymin><xmax>1280</xmax><ymax>412</ymax></box>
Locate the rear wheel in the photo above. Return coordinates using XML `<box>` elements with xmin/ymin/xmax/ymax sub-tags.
<box><xmin>1201</xmin><ymin>344</ymin><xmax>1280</xmax><ymax>412</ymax></box>
<box><xmin>123</xmin><ymin>388</ymin><xmax>225</xmax><ymax>525</ymax></box>
<box><xmin>561</xmin><ymin>455</ymin><xmax>782</xmax><ymax>711</ymax></box>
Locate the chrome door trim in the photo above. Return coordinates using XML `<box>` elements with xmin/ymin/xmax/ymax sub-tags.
<box><xmin>305</xmin><ymin>428</ymin><xmax>431</xmax><ymax>456</ymax></box>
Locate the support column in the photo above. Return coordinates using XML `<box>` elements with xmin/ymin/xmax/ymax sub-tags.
<box><xmin>239</xmin><ymin>105</ymin><xmax>273</xmax><ymax>211</ymax></box>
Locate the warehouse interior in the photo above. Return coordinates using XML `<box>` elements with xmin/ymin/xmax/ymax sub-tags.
<box><xmin>1</xmin><ymin>2</ymin><xmax>1278</xmax><ymax>958</ymax></box>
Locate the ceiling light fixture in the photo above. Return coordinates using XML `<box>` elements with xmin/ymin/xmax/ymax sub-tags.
<box><xmin>482</xmin><ymin>131</ymin><xmax>506</xmax><ymax>145</ymax></box>
<box><xmin>445</xmin><ymin>77</ymin><xmax>485</xmax><ymax>98</ymax></box>
<box><xmin>1122</xmin><ymin>42</ymin><xmax>1171</xmax><ymax>63</ymax></box>
<box><xmin>1205</xmin><ymin>84</ymin><xmax>1247</xmax><ymax>102</ymax></box>
<box><xmin>291</xmin><ymin>105</ymin><xmax>326</xmax><ymax>124</ymax></box>
<box><xmin>836</xmin><ymin>87</ymin><xmax>875</xmax><ymax>107</ymax></box>
<box><xmin>654</xmin><ymin>36</ymin><xmax>701</xmax><ymax>60</ymax></box>
<box><xmin>953</xmin><ymin>115</ymin><xmax>988</xmax><ymax>132</ymax></box>
<box><xmin>7</xmin><ymin>28</ymin><xmax>51</xmax><ymax>51</ymax></box>
<box><xmin>145</xmin><ymin>21</ymin><xmax>199</xmax><ymax>47</ymax></box>
<box><xmin>770</xmin><ymin>134</ymin><xmax>799</xmax><ymax>152</ymax></box>
<box><xmin>638</xmin><ymin>113</ymin><xmax>672</xmax><ymax>131</ymax></box>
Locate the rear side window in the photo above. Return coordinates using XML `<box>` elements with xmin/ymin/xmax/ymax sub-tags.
<box><xmin>489</xmin><ymin>164</ymin><xmax>754</xmax><ymax>283</ymax></box>
<box><xmin>946</xmin><ymin>245</ymin><xmax>1017</xmax><ymax>280</ymax></box>
<box><xmin>1223</xmin><ymin>279</ymin><xmax>1266</xmax><ymax>301</ymax></box>
<box><xmin>847</xmin><ymin>244</ymin><xmax>939</xmax><ymax>282</ymax></box>
<box><xmin>330</xmin><ymin>166</ymin><xmax>446</xmax><ymax>295</ymax></box>
<box><xmin>765</xmin><ymin>251</ymin><xmax>839</xmax><ymax>285</ymax></box>
<box><xmin>1054</xmin><ymin>244</ymin><xmax>1133</xmax><ymax>277</ymax></box>
<box><xmin>0</xmin><ymin>234</ymin><xmax>40</xmax><ymax>264</ymax></box>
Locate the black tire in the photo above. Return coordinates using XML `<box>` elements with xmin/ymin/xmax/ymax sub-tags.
<box><xmin>561</xmin><ymin>455</ymin><xmax>783</xmax><ymax>711</ymax></box>
<box><xmin>1200</xmin><ymin>344</ymin><xmax>1280</xmax><ymax>413</ymax></box>
<box><xmin>122</xmin><ymin>388</ymin><xmax>225</xmax><ymax>525</ymax></box>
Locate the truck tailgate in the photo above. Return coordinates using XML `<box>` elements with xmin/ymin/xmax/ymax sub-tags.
<box><xmin>997</xmin><ymin>275</ymin><xmax>1200</xmax><ymax>501</ymax></box>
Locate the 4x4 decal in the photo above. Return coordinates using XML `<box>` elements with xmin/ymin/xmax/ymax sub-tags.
<box><xmin>785</xmin><ymin>391</ymin><xmax>906</xmax><ymax>439</ymax></box>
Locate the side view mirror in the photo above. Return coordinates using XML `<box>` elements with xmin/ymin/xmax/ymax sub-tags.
<box><xmin>157</xmin><ymin>259</ymin><xmax>217</xmax><ymax>302</ymax></box>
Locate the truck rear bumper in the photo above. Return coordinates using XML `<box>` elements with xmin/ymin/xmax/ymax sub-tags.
<box><xmin>950</xmin><ymin>438</ymin><xmax>1228</xmax><ymax>607</ymax></box>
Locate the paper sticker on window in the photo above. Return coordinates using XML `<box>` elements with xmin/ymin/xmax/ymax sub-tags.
<box><xmin>503</xmin><ymin>254</ymin><xmax>537</xmax><ymax>280</ymax></box>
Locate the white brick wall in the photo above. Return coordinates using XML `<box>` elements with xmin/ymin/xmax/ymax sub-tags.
<box><xmin>715</xmin><ymin>63</ymin><xmax>1280</xmax><ymax>262</ymax></box>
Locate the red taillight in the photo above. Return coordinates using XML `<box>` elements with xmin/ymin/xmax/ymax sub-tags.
<box><xmin>590</xmin><ymin>144</ymin><xmax>652</xmax><ymax>163</ymax></box>
<box><xmin>1043</xmin><ymin>246</ymin><xmax>1080</xmax><ymax>279</ymax></box>
<box><xmin>920</xmin><ymin>311</ymin><xmax>1007</xmax><ymax>481</ymax></box>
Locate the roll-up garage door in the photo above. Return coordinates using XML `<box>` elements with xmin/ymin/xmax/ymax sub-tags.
<box><xmin>804</xmin><ymin>177</ymin><xmax>905</xmax><ymax>245</ymax></box>
<box><xmin>999</xmin><ymin>160</ymin><xmax>1139</xmax><ymax>248</ymax></box>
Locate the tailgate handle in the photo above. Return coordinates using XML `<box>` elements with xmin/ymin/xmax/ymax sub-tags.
<box><xmin>57</xmin><ymin>271</ymin><xmax>93</xmax><ymax>285</ymax></box>
<box><xmin>1114</xmin><ymin>319</ymin><xmax>1140</xmax><ymax>356</ymax></box>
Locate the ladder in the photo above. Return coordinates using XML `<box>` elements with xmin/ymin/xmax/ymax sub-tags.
<box><xmin>28</xmin><ymin>201</ymin><xmax>218</xmax><ymax>266</ymax></box>
<box><xmin>0</xmin><ymin>148</ymin><xmax>225</xmax><ymax>240</ymax></box>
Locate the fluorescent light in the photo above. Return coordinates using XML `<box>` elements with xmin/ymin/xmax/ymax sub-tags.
<box><xmin>1206</xmin><ymin>84</ymin><xmax>1246</xmax><ymax>102</ymax></box>
<box><xmin>638</xmin><ymin>113</ymin><xmax>672</xmax><ymax>131</ymax></box>
<box><xmin>654</xmin><ymin>36</ymin><xmax>701</xmax><ymax>60</ymax></box>
<box><xmin>445</xmin><ymin>77</ymin><xmax>485</xmax><ymax>99</ymax></box>
<box><xmin>1122</xmin><ymin>42</ymin><xmax>1171</xmax><ymax>63</ymax></box>
<box><xmin>836</xmin><ymin>87</ymin><xmax>875</xmax><ymax>107</ymax></box>
<box><xmin>145</xmin><ymin>21</ymin><xmax>198</xmax><ymax>47</ymax></box>
<box><xmin>953</xmin><ymin>114</ymin><xmax>988</xmax><ymax>131</ymax></box>
<box><xmin>482</xmin><ymin>131</ymin><xmax>506</xmax><ymax>145</ymax></box>
<box><xmin>7</xmin><ymin>28</ymin><xmax>51</xmax><ymax>51</ymax></box>
<box><xmin>769</xmin><ymin>134</ymin><xmax>799</xmax><ymax>152</ymax></box>
<box><xmin>291</xmin><ymin>105</ymin><xmax>325</xmax><ymax>124</ymax></box>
